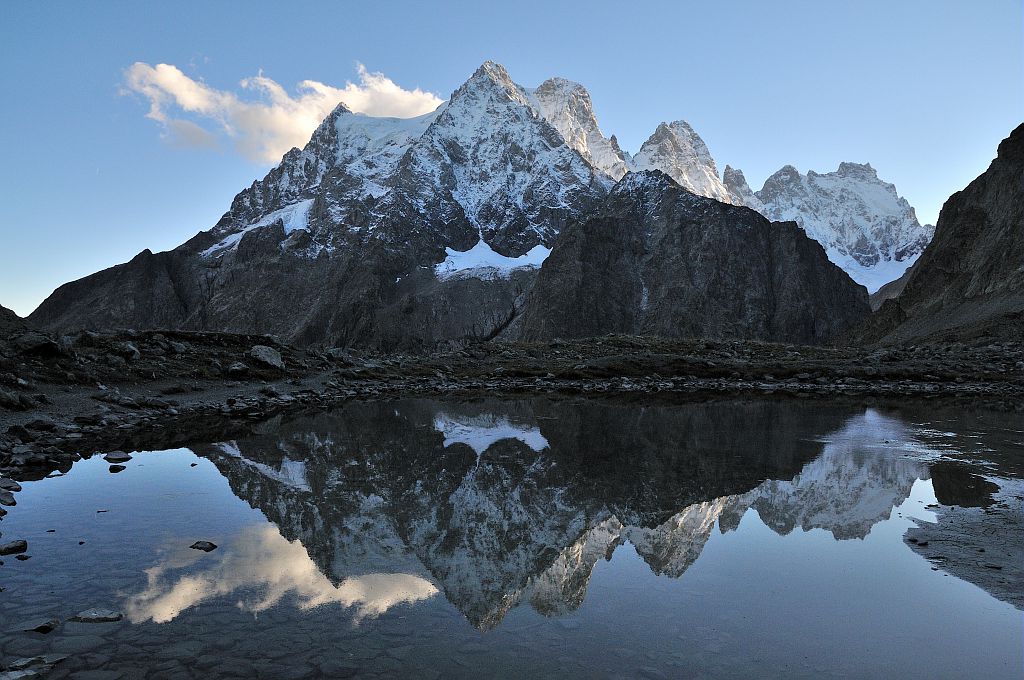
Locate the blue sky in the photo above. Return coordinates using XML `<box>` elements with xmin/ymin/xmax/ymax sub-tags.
<box><xmin>1</xmin><ymin>0</ymin><xmax>1021</xmax><ymax>316</ymax></box>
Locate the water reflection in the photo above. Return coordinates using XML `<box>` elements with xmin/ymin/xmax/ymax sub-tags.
<box><xmin>178</xmin><ymin>398</ymin><xmax>1015</xmax><ymax>631</ymax></box>
<box><xmin>124</xmin><ymin>525</ymin><xmax>438</xmax><ymax>624</ymax></box>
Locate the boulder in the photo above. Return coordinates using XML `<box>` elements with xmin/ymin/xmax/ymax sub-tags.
<box><xmin>247</xmin><ymin>345</ymin><xmax>285</xmax><ymax>370</ymax></box>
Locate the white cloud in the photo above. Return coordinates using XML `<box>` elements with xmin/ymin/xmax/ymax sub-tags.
<box><xmin>123</xmin><ymin>62</ymin><xmax>443</xmax><ymax>162</ymax></box>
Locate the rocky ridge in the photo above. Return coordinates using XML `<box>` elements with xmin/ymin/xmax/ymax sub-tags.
<box><xmin>857</xmin><ymin>123</ymin><xmax>1024</xmax><ymax>344</ymax></box>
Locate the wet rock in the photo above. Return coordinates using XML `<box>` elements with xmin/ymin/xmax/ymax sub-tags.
<box><xmin>69</xmin><ymin>608</ymin><xmax>123</xmax><ymax>623</ymax></box>
<box><xmin>0</xmin><ymin>491</ymin><xmax>16</xmax><ymax>507</ymax></box>
<box><xmin>0</xmin><ymin>540</ymin><xmax>28</xmax><ymax>555</ymax></box>
<box><xmin>0</xmin><ymin>669</ymin><xmax>43</xmax><ymax>680</ymax></box>
<box><xmin>108</xmin><ymin>465</ymin><xmax>126</xmax><ymax>474</ymax></box>
<box><xmin>9</xmin><ymin>655</ymin><xmax>68</xmax><ymax>671</ymax></box>
<box><xmin>190</xmin><ymin>541</ymin><xmax>217</xmax><ymax>552</ymax></box>
<box><xmin>0</xmin><ymin>478</ymin><xmax>21</xmax><ymax>492</ymax></box>
<box><xmin>103</xmin><ymin>452</ymin><xmax>132</xmax><ymax>464</ymax></box>
<box><xmin>21</xmin><ymin>618</ymin><xmax>59</xmax><ymax>634</ymax></box>
<box><xmin>248</xmin><ymin>345</ymin><xmax>285</xmax><ymax>370</ymax></box>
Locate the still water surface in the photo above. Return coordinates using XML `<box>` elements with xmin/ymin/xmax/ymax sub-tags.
<box><xmin>1</xmin><ymin>397</ymin><xmax>1021</xmax><ymax>679</ymax></box>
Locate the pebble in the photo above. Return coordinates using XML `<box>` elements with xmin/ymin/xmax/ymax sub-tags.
<box><xmin>102</xmin><ymin>452</ymin><xmax>132</xmax><ymax>464</ymax></box>
<box><xmin>190</xmin><ymin>541</ymin><xmax>217</xmax><ymax>552</ymax></box>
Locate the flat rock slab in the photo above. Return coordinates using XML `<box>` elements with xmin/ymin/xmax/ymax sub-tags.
<box><xmin>69</xmin><ymin>609</ymin><xmax>123</xmax><ymax>623</ymax></box>
<box><xmin>20</xmin><ymin>618</ymin><xmax>59</xmax><ymax>634</ymax></box>
<box><xmin>102</xmin><ymin>452</ymin><xmax>132</xmax><ymax>464</ymax></box>
<box><xmin>0</xmin><ymin>540</ymin><xmax>28</xmax><ymax>555</ymax></box>
<box><xmin>189</xmin><ymin>541</ymin><xmax>217</xmax><ymax>552</ymax></box>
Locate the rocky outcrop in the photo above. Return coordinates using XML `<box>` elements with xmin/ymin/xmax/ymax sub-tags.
<box><xmin>511</xmin><ymin>171</ymin><xmax>870</xmax><ymax>344</ymax></box>
<box><xmin>857</xmin><ymin>123</ymin><xmax>1024</xmax><ymax>343</ymax></box>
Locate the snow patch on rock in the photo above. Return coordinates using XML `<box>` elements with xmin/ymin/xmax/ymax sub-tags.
<box><xmin>435</xmin><ymin>239</ymin><xmax>550</xmax><ymax>281</ymax></box>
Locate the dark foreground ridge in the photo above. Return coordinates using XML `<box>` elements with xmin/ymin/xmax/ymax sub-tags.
<box><xmin>1</xmin><ymin>323</ymin><xmax>1021</xmax><ymax>480</ymax></box>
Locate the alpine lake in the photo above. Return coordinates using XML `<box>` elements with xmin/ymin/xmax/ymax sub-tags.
<box><xmin>1</xmin><ymin>395</ymin><xmax>1021</xmax><ymax>679</ymax></box>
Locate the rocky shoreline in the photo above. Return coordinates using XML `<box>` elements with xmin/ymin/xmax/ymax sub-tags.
<box><xmin>1</xmin><ymin>328</ymin><xmax>1022</xmax><ymax>481</ymax></box>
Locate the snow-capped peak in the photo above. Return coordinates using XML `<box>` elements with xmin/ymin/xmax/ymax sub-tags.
<box><xmin>630</xmin><ymin>121</ymin><xmax>735</xmax><ymax>203</ymax></box>
<box><xmin>388</xmin><ymin>60</ymin><xmax>608</xmax><ymax>254</ymax></box>
<box><xmin>747</xmin><ymin>162</ymin><xmax>934</xmax><ymax>291</ymax></box>
<box><xmin>527</xmin><ymin>77</ymin><xmax>630</xmax><ymax>180</ymax></box>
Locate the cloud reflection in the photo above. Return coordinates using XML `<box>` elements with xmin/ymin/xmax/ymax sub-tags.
<box><xmin>124</xmin><ymin>524</ymin><xmax>438</xmax><ymax>624</ymax></box>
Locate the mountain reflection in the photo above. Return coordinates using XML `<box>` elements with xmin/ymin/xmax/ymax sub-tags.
<box><xmin>178</xmin><ymin>398</ymin><xmax>951</xmax><ymax>629</ymax></box>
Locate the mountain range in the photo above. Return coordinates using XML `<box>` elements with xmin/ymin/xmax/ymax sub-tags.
<box><xmin>26</xmin><ymin>61</ymin><xmax>1011</xmax><ymax>349</ymax></box>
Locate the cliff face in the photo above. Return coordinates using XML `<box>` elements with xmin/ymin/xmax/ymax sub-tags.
<box><xmin>511</xmin><ymin>172</ymin><xmax>870</xmax><ymax>345</ymax></box>
<box><xmin>857</xmin><ymin>124</ymin><xmax>1024</xmax><ymax>344</ymax></box>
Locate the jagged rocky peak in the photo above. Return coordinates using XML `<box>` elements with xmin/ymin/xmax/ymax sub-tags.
<box><xmin>747</xmin><ymin>161</ymin><xmax>933</xmax><ymax>292</ymax></box>
<box><xmin>631</xmin><ymin>120</ymin><xmax>735</xmax><ymax>203</ymax></box>
<box><xmin>834</xmin><ymin>161</ymin><xmax>878</xmax><ymax>178</ymax></box>
<box><xmin>722</xmin><ymin>165</ymin><xmax>763</xmax><ymax>211</ymax></box>
<box><xmin>528</xmin><ymin>77</ymin><xmax>630</xmax><ymax>180</ymax></box>
<box><xmin>389</xmin><ymin>60</ymin><xmax>609</xmax><ymax>256</ymax></box>
<box><xmin>757</xmin><ymin>164</ymin><xmax>804</xmax><ymax>199</ymax></box>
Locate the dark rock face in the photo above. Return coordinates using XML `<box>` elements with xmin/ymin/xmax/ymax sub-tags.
<box><xmin>511</xmin><ymin>172</ymin><xmax>870</xmax><ymax>344</ymax></box>
<box><xmin>858</xmin><ymin>124</ymin><xmax>1024</xmax><ymax>343</ymax></box>
<box><xmin>0</xmin><ymin>304</ymin><xmax>24</xmax><ymax>335</ymax></box>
